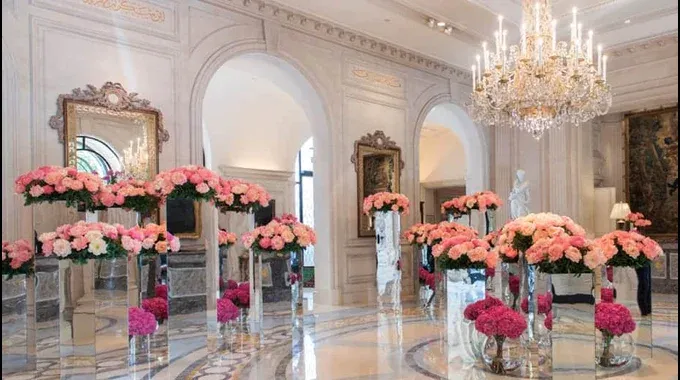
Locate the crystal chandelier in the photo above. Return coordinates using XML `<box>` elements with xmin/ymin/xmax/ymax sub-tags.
<box><xmin>467</xmin><ymin>1</ymin><xmax>612</xmax><ymax>139</ymax></box>
<box><xmin>122</xmin><ymin>135</ymin><xmax>149</xmax><ymax>180</ymax></box>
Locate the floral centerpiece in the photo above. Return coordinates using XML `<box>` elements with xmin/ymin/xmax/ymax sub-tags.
<box><xmin>218</xmin><ymin>229</ymin><xmax>238</xmax><ymax>249</ymax></box>
<box><xmin>38</xmin><ymin>221</ymin><xmax>130</xmax><ymax>264</ymax></box>
<box><xmin>128</xmin><ymin>223</ymin><xmax>181</xmax><ymax>258</ymax></box>
<box><xmin>625</xmin><ymin>212</ymin><xmax>651</xmax><ymax>229</ymax></box>
<box><xmin>426</xmin><ymin>221</ymin><xmax>478</xmax><ymax>247</ymax></box>
<box><xmin>403</xmin><ymin>223</ymin><xmax>437</xmax><ymax>247</ymax></box>
<box><xmin>15</xmin><ymin>166</ymin><xmax>105</xmax><ymax>211</ymax></box>
<box><xmin>241</xmin><ymin>214</ymin><xmax>316</xmax><ymax>256</ymax></box>
<box><xmin>432</xmin><ymin>235</ymin><xmax>498</xmax><ymax>270</ymax></box>
<box><xmin>593</xmin><ymin>230</ymin><xmax>662</xmax><ymax>268</ymax></box>
<box><xmin>601</xmin><ymin>288</ymin><xmax>614</xmax><ymax>303</ymax></box>
<box><xmin>2</xmin><ymin>240</ymin><xmax>34</xmax><ymax>279</ymax></box>
<box><xmin>475</xmin><ymin>305</ymin><xmax>527</xmax><ymax>374</ymax></box>
<box><xmin>217</xmin><ymin>297</ymin><xmax>239</xmax><ymax>324</ymax></box>
<box><xmin>96</xmin><ymin>178</ymin><xmax>163</xmax><ymax>215</ymax></box>
<box><xmin>362</xmin><ymin>192</ymin><xmax>410</xmax><ymax>215</ymax></box>
<box><xmin>464</xmin><ymin>296</ymin><xmax>504</xmax><ymax>321</ymax></box>
<box><xmin>223</xmin><ymin>282</ymin><xmax>250</xmax><ymax>309</ymax></box>
<box><xmin>128</xmin><ymin>307</ymin><xmax>157</xmax><ymax>337</ymax></box>
<box><xmin>214</xmin><ymin>178</ymin><xmax>271</xmax><ymax>213</ymax></box>
<box><xmin>524</xmin><ymin>232</ymin><xmax>606</xmax><ymax>274</ymax></box>
<box><xmin>153</xmin><ymin>166</ymin><xmax>222</xmax><ymax>202</ymax></box>
<box><xmin>142</xmin><ymin>297</ymin><xmax>168</xmax><ymax>323</ymax></box>
<box><xmin>494</xmin><ymin>212</ymin><xmax>587</xmax><ymax>263</ymax></box>
<box><xmin>595</xmin><ymin>302</ymin><xmax>636</xmax><ymax>367</ymax></box>
<box><xmin>441</xmin><ymin>191</ymin><xmax>504</xmax><ymax>217</ymax></box>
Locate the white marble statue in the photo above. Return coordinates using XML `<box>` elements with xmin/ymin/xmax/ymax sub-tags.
<box><xmin>509</xmin><ymin>169</ymin><xmax>530</xmax><ymax>219</ymax></box>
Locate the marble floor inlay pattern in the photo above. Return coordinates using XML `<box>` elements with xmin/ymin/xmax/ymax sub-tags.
<box><xmin>3</xmin><ymin>293</ymin><xmax>677</xmax><ymax>379</ymax></box>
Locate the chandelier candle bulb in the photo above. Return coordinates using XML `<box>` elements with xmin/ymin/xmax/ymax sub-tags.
<box><xmin>535</xmin><ymin>2</ymin><xmax>540</xmax><ymax>34</ymax></box>
<box><xmin>587</xmin><ymin>30</ymin><xmax>593</xmax><ymax>63</ymax></box>
<box><xmin>551</xmin><ymin>19</ymin><xmax>557</xmax><ymax>52</ymax></box>
<box><xmin>597</xmin><ymin>44</ymin><xmax>603</xmax><ymax>74</ymax></box>
<box><xmin>482</xmin><ymin>42</ymin><xmax>489</xmax><ymax>72</ymax></box>
<box><xmin>603</xmin><ymin>55</ymin><xmax>608</xmax><ymax>81</ymax></box>
<box><xmin>521</xmin><ymin>23</ymin><xmax>527</xmax><ymax>55</ymax></box>
<box><xmin>502</xmin><ymin>30</ymin><xmax>508</xmax><ymax>50</ymax></box>
<box><xmin>472</xmin><ymin>65</ymin><xmax>476</xmax><ymax>89</ymax></box>
<box><xmin>476</xmin><ymin>55</ymin><xmax>482</xmax><ymax>82</ymax></box>
<box><xmin>494</xmin><ymin>31</ymin><xmax>500</xmax><ymax>57</ymax></box>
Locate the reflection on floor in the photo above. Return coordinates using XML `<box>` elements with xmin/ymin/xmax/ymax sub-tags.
<box><xmin>4</xmin><ymin>292</ymin><xmax>678</xmax><ymax>379</ymax></box>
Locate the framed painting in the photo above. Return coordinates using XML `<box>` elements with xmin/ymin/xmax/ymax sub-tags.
<box><xmin>351</xmin><ymin>131</ymin><xmax>404</xmax><ymax>237</ymax></box>
<box><xmin>166</xmin><ymin>199</ymin><xmax>202</xmax><ymax>239</ymax></box>
<box><xmin>624</xmin><ymin>106</ymin><xmax>678</xmax><ymax>239</ymax></box>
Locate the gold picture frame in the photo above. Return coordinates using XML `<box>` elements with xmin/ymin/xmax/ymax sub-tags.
<box><xmin>624</xmin><ymin>106</ymin><xmax>678</xmax><ymax>240</ymax></box>
<box><xmin>351</xmin><ymin>131</ymin><xmax>404</xmax><ymax>238</ymax></box>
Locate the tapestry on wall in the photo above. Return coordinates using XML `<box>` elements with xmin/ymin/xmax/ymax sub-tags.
<box><xmin>625</xmin><ymin>107</ymin><xmax>678</xmax><ymax>239</ymax></box>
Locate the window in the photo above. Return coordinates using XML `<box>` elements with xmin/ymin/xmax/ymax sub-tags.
<box><xmin>76</xmin><ymin>135</ymin><xmax>123</xmax><ymax>179</ymax></box>
<box><xmin>295</xmin><ymin>138</ymin><xmax>314</xmax><ymax>267</ymax></box>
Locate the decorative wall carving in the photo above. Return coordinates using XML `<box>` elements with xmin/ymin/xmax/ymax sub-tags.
<box><xmin>82</xmin><ymin>0</ymin><xmax>165</xmax><ymax>23</ymax></box>
<box><xmin>351</xmin><ymin>68</ymin><xmax>402</xmax><ymax>88</ymax></box>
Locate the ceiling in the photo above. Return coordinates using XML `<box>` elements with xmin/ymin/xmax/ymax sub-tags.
<box><xmin>273</xmin><ymin>0</ymin><xmax>678</xmax><ymax>69</ymax></box>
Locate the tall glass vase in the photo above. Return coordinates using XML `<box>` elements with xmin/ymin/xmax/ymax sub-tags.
<box><xmin>419</xmin><ymin>245</ymin><xmax>434</xmax><ymax>308</ymax></box>
<box><xmin>290</xmin><ymin>251</ymin><xmax>304</xmax><ymax>315</ymax></box>
<box><xmin>2</xmin><ymin>273</ymin><xmax>36</xmax><ymax>375</ymax></box>
<box><xmin>601</xmin><ymin>265</ymin><xmax>652</xmax><ymax>359</ymax></box>
<box><xmin>519</xmin><ymin>258</ymin><xmax>550</xmax><ymax>377</ymax></box>
<box><xmin>60</xmin><ymin>257</ymin><xmax>129</xmax><ymax>377</ymax></box>
<box><xmin>484</xmin><ymin>210</ymin><xmax>496</xmax><ymax>235</ymax></box>
<box><xmin>445</xmin><ymin>268</ymin><xmax>486</xmax><ymax>366</ymax></box>
<box><xmin>373</xmin><ymin>210</ymin><xmax>401</xmax><ymax>312</ymax></box>
<box><xmin>550</xmin><ymin>272</ymin><xmax>596</xmax><ymax>379</ymax></box>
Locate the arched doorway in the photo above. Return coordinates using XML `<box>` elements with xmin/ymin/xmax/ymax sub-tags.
<box><xmin>199</xmin><ymin>52</ymin><xmax>332</xmax><ymax>307</ymax></box>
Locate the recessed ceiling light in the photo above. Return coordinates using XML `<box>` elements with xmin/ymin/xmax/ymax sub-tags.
<box><xmin>444</xmin><ymin>26</ymin><xmax>453</xmax><ymax>35</ymax></box>
<box><xmin>437</xmin><ymin>21</ymin><xmax>446</xmax><ymax>27</ymax></box>
<box><xmin>624</xmin><ymin>19</ymin><xmax>631</xmax><ymax>24</ymax></box>
<box><xmin>427</xmin><ymin>18</ymin><xmax>436</xmax><ymax>28</ymax></box>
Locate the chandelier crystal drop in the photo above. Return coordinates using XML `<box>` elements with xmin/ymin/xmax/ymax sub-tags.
<box><xmin>122</xmin><ymin>135</ymin><xmax>149</xmax><ymax>180</ymax></box>
<box><xmin>467</xmin><ymin>1</ymin><xmax>612</xmax><ymax>139</ymax></box>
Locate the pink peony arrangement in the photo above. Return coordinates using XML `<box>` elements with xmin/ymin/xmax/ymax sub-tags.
<box><xmin>153</xmin><ymin>166</ymin><xmax>222</xmax><ymax>202</ymax></box>
<box><xmin>214</xmin><ymin>178</ymin><xmax>271</xmax><ymax>213</ymax></box>
<box><xmin>600</xmin><ymin>287</ymin><xmax>614</xmax><ymax>303</ymax></box>
<box><xmin>218</xmin><ymin>229</ymin><xmax>238</xmax><ymax>249</ymax></box>
<box><xmin>128</xmin><ymin>307</ymin><xmax>157</xmax><ymax>336</ymax></box>
<box><xmin>142</xmin><ymin>296</ymin><xmax>168</xmax><ymax>322</ymax></box>
<box><xmin>418</xmin><ymin>267</ymin><xmax>435</xmax><ymax>289</ymax></box>
<box><xmin>126</xmin><ymin>223</ymin><xmax>181</xmax><ymax>258</ymax></box>
<box><xmin>362</xmin><ymin>192</ymin><xmax>410</xmax><ymax>215</ymax></box>
<box><xmin>38</xmin><ymin>221</ymin><xmax>131</xmax><ymax>264</ymax></box>
<box><xmin>464</xmin><ymin>296</ymin><xmax>504</xmax><ymax>321</ymax></box>
<box><xmin>95</xmin><ymin>178</ymin><xmax>163</xmax><ymax>215</ymax></box>
<box><xmin>524</xmin><ymin>232</ymin><xmax>605</xmax><ymax>274</ymax></box>
<box><xmin>15</xmin><ymin>166</ymin><xmax>105</xmax><ymax>211</ymax></box>
<box><xmin>494</xmin><ymin>212</ymin><xmax>587</xmax><ymax>263</ymax></box>
<box><xmin>241</xmin><ymin>217</ymin><xmax>316</xmax><ymax>255</ymax></box>
<box><xmin>426</xmin><ymin>222</ymin><xmax>478</xmax><ymax>247</ymax></box>
<box><xmin>474</xmin><ymin>305</ymin><xmax>527</xmax><ymax>374</ymax></box>
<box><xmin>432</xmin><ymin>235</ymin><xmax>498</xmax><ymax>270</ymax></box>
<box><xmin>592</xmin><ymin>230</ymin><xmax>662</xmax><ymax>268</ymax></box>
<box><xmin>441</xmin><ymin>191</ymin><xmax>504</xmax><ymax>216</ymax></box>
<box><xmin>520</xmin><ymin>293</ymin><xmax>552</xmax><ymax>314</ymax></box>
<box><xmin>403</xmin><ymin>223</ymin><xmax>438</xmax><ymax>246</ymax></box>
<box><xmin>223</xmin><ymin>282</ymin><xmax>250</xmax><ymax>308</ymax></box>
<box><xmin>595</xmin><ymin>302</ymin><xmax>636</xmax><ymax>367</ymax></box>
<box><xmin>625</xmin><ymin>212</ymin><xmax>651</xmax><ymax>228</ymax></box>
<box><xmin>155</xmin><ymin>284</ymin><xmax>168</xmax><ymax>300</ymax></box>
<box><xmin>217</xmin><ymin>297</ymin><xmax>240</xmax><ymax>323</ymax></box>
<box><xmin>2</xmin><ymin>239</ymin><xmax>35</xmax><ymax>278</ymax></box>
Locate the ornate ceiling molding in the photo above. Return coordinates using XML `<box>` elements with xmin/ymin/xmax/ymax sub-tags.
<box><xmin>204</xmin><ymin>0</ymin><xmax>470</xmax><ymax>82</ymax></box>
<box><xmin>606</xmin><ymin>33</ymin><xmax>679</xmax><ymax>57</ymax></box>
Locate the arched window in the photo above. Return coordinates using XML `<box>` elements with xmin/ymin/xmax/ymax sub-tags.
<box><xmin>294</xmin><ymin>137</ymin><xmax>314</xmax><ymax>267</ymax></box>
<box><xmin>76</xmin><ymin>135</ymin><xmax>123</xmax><ymax>179</ymax></box>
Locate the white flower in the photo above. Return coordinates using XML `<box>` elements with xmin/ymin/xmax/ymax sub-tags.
<box><xmin>53</xmin><ymin>239</ymin><xmax>72</xmax><ymax>257</ymax></box>
<box><xmin>87</xmin><ymin>238</ymin><xmax>108</xmax><ymax>256</ymax></box>
<box><xmin>39</xmin><ymin>232</ymin><xmax>57</xmax><ymax>242</ymax></box>
<box><xmin>84</xmin><ymin>230</ymin><xmax>103</xmax><ymax>241</ymax></box>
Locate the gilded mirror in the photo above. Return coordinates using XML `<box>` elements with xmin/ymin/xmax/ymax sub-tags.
<box><xmin>351</xmin><ymin>130</ymin><xmax>404</xmax><ymax>237</ymax></box>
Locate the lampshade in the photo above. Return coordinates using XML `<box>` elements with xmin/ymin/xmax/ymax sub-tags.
<box><xmin>610</xmin><ymin>202</ymin><xmax>631</xmax><ymax>220</ymax></box>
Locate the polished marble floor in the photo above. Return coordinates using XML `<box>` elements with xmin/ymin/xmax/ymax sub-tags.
<box><xmin>3</xmin><ymin>292</ymin><xmax>678</xmax><ymax>379</ymax></box>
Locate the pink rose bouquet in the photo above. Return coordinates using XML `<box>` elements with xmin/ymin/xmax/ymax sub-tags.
<box><xmin>362</xmin><ymin>192</ymin><xmax>410</xmax><ymax>215</ymax></box>
<box><xmin>441</xmin><ymin>191</ymin><xmax>503</xmax><ymax>217</ymax></box>
<box><xmin>218</xmin><ymin>229</ymin><xmax>238</xmax><ymax>249</ymax></box>
<box><xmin>153</xmin><ymin>166</ymin><xmax>222</xmax><ymax>202</ymax></box>
<box><xmin>217</xmin><ymin>297</ymin><xmax>240</xmax><ymax>323</ymax></box>
<box><xmin>494</xmin><ymin>212</ymin><xmax>587</xmax><ymax>263</ymax></box>
<box><xmin>432</xmin><ymin>235</ymin><xmax>498</xmax><ymax>270</ymax></box>
<box><xmin>403</xmin><ymin>223</ymin><xmax>437</xmax><ymax>247</ymax></box>
<box><xmin>142</xmin><ymin>296</ymin><xmax>168</xmax><ymax>323</ymax></box>
<box><xmin>2</xmin><ymin>239</ymin><xmax>35</xmax><ymax>279</ymax></box>
<box><xmin>223</xmin><ymin>282</ymin><xmax>250</xmax><ymax>308</ymax></box>
<box><xmin>241</xmin><ymin>217</ymin><xmax>316</xmax><ymax>255</ymax></box>
<box><xmin>524</xmin><ymin>231</ymin><xmax>605</xmax><ymax>274</ymax></box>
<box><xmin>128</xmin><ymin>307</ymin><xmax>157</xmax><ymax>336</ymax></box>
<box><xmin>595</xmin><ymin>302</ymin><xmax>636</xmax><ymax>367</ymax></box>
<box><xmin>426</xmin><ymin>222</ymin><xmax>478</xmax><ymax>247</ymax></box>
<box><xmin>127</xmin><ymin>223</ymin><xmax>181</xmax><ymax>258</ymax></box>
<box><xmin>625</xmin><ymin>212</ymin><xmax>651</xmax><ymax>228</ymax></box>
<box><xmin>38</xmin><ymin>221</ymin><xmax>130</xmax><ymax>264</ymax></box>
<box><xmin>14</xmin><ymin>166</ymin><xmax>105</xmax><ymax>211</ymax></box>
<box><xmin>214</xmin><ymin>178</ymin><xmax>271</xmax><ymax>213</ymax></box>
<box><xmin>95</xmin><ymin>178</ymin><xmax>163</xmax><ymax>215</ymax></box>
<box><xmin>474</xmin><ymin>305</ymin><xmax>527</xmax><ymax>374</ymax></box>
<box><xmin>464</xmin><ymin>296</ymin><xmax>504</xmax><ymax>321</ymax></box>
<box><xmin>593</xmin><ymin>230</ymin><xmax>662</xmax><ymax>268</ymax></box>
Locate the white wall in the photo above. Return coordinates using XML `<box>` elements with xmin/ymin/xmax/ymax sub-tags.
<box><xmin>419</xmin><ymin>123</ymin><xmax>466</xmax><ymax>187</ymax></box>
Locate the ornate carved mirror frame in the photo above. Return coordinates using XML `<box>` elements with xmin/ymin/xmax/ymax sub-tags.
<box><xmin>351</xmin><ymin>130</ymin><xmax>405</xmax><ymax>238</ymax></box>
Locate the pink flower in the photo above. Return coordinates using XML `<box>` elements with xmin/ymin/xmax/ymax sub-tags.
<box><xmin>155</xmin><ymin>284</ymin><xmax>168</xmax><ymax>300</ymax></box>
<box><xmin>474</xmin><ymin>306</ymin><xmax>527</xmax><ymax>339</ymax></box>
<box><xmin>226</xmin><ymin>279</ymin><xmax>238</xmax><ymax>290</ymax></box>
<box><xmin>595</xmin><ymin>302</ymin><xmax>636</xmax><ymax>337</ymax></box>
<box><xmin>217</xmin><ymin>297</ymin><xmax>239</xmax><ymax>323</ymax></box>
<box><xmin>29</xmin><ymin>185</ymin><xmax>44</xmax><ymax>197</ymax></box>
<box><xmin>601</xmin><ymin>288</ymin><xmax>614</xmax><ymax>303</ymax></box>
<box><xmin>170</xmin><ymin>172</ymin><xmax>187</xmax><ymax>185</ymax></box>
<box><xmin>464</xmin><ymin>296</ymin><xmax>504</xmax><ymax>321</ymax></box>
<box><xmin>520</xmin><ymin>293</ymin><xmax>552</xmax><ymax>314</ymax></box>
<box><xmin>142</xmin><ymin>297</ymin><xmax>168</xmax><ymax>322</ymax></box>
<box><xmin>544</xmin><ymin>311</ymin><xmax>553</xmax><ymax>330</ymax></box>
<box><xmin>508</xmin><ymin>274</ymin><xmax>520</xmax><ymax>295</ymax></box>
<box><xmin>128</xmin><ymin>307</ymin><xmax>157</xmax><ymax>336</ymax></box>
<box><xmin>196</xmin><ymin>183</ymin><xmax>210</xmax><ymax>194</ymax></box>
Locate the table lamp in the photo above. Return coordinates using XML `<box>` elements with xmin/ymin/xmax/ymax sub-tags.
<box><xmin>610</xmin><ymin>202</ymin><xmax>631</xmax><ymax>231</ymax></box>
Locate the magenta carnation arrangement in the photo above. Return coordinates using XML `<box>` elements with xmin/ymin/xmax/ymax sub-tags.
<box><xmin>544</xmin><ymin>311</ymin><xmax>553</xmax><ymax>331</ymax></box>
<box><xmin>520</xmin><ymin>293</ymin><xmax>553</xmax><ymax>315</ymax></box>
<box><xmin>217</xmin><ymin>297</ymin><xmax>240</xmax><ymax>324</ymax></box>
<box><xmin>154</xmin><ymin>284</ymin><xmax>168</xmax><ymax>300</ymax></box>
<box><xmin>2</xmin><ymin>239</ymin><xmax>35</xmax><ymax>278</ymax></box>
<box><xmin>508</xmin><ymin>274</ymin><xmax>520</xmax><ymax>310</ymax></box>
<box><xmin>223</xmin><ymin>282</ymin><xmax>250</xmax><ymax>309</ymax></box>
<box><xmin>600</xmin><ymin>287</ymin><xmax>614</xmax><ymax>303</ymax></box>
<box><xmin>418</xmin><ymin>267</ymin><xmax>435</xmax><ymax>290</ymax></box>
<box><xmin>142</xmin><ymin>297</ymin><xmax>168</xmax><ymax>323</ymax></box>
<box><xmin>595</xmin><ymin>302</ymin><xmax>636</xmax><ymax>367</ymax></box>
<box><xmin>463</xmin><ymin>296</ymin><xmax>504</xmax><ymax>321</ymax></box>
<box><xmin>362</xmin><ymin>192</ymin><xmax>410</xmax><ymax>215</ymax></box>
<box><xmin>474</xmin><ymin>305</ymin><xmax>527</xmax><ymax>374</ymax></box>
<box><xmin>128</xmin><ymin>307</ymin><xmax>157</xmax><ymax>337</ymax></box>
